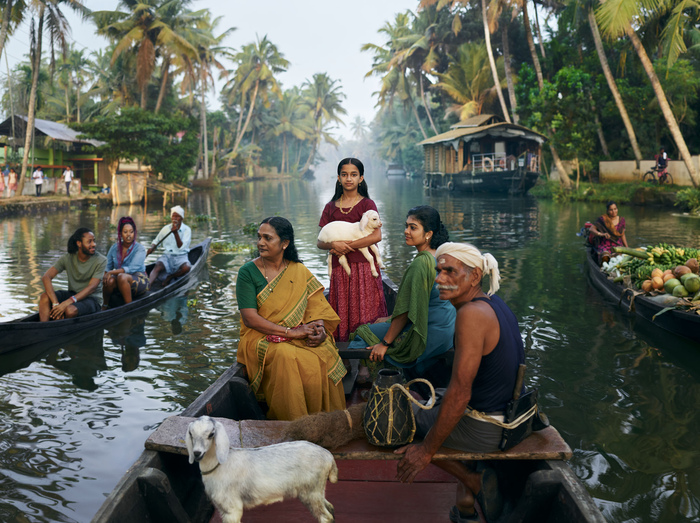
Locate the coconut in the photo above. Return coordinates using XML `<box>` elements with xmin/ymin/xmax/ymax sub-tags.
<box><xmin>642</xmin><ymin>280</ymin><xmax>654</xmax><ymax>293</ymax></box>
<box><xmin>681</xmin><ymin>273</ymin><xmax>695</xmax><ymax>285</ymax></box>
<box><xmin>651</xmin><ymin>268</ymin><xmax>664</xmax><ymax>279</ymax></box>
<box><xmin>685</xmin><ymin>258</ymin><xmax>699</xmax><ymax>274</ymax></box>
<box><xmin>684</xmin><ymin>275</ymin><xmax>700</xmax><ymax>294</ymax></box>
<box><xmin>674</xmin><ymin>265</ymin><xmax>692</xmax><ymax>279</ymax></box>
<box><xmin>663</xmin><ymin>269</ymin><xmax>674</xmax><ymax>277</ymax></box>
<box><xmin>651</xmin><ymin>277</ymin><xmax>664</xmax><ymax>290</ymax></box>
<box><xmin>663</xmin><ymin>273</ymin><xmax>676</xmax><ymax>283</ymax></box>
<box><xmin>664</xmin><ymin>278</ymin><xmax>682</xmax><ymax>294</ymax></box>
<box><xmin>673</xmin><ymin>285</ymin><xmax>690</xmax><ymax>298</ymax></box>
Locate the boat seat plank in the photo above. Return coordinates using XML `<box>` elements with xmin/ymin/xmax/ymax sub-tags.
<box><xmin>146</xmin><ymin>416</ymin><xmax>572</xmax><ymax>461</ymax></box>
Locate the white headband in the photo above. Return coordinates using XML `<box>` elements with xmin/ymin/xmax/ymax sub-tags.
<box><xmin>170</xmin><ymin>205</ymin><xmax>185</xmax><ymax>219</ymax></box>
<box><xmin>435</xmin><ymin>242</ymin><xmax>501</xmax><ymax>296</ymax></box>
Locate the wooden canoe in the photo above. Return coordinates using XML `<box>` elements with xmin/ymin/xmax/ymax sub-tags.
<box><xmin>92</xmin><ymin>274</ymin><xmax>605</xmax><ymax>523</ymax></box>
<box><xmin>585</xmin><ymin>249</ymin><xmax>700</xmax><ymax>344</ymax></box>
<box><xmin>0</xmin><ymin>238</ymin><xmax>211</xmax><ymax>354</ymax></box>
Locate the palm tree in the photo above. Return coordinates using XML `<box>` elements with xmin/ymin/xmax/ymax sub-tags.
<box><xmin>586</xmin><ymin>9</ymin><xmax>642</xmax><ymax>167</ymax></box>
<box><xmin>178</xmin><ymin>15</ymin><xmax>233</xmax><ymax>179</ymax></box>
<box><xmin>94</xmin><ymin>0</ymin><xmax>197</xmax><ymax>110</ymax></box>
<box><xmin>596</xmin><ymin>0</ymin><xmax>699</xmax><ymax>187</ymax></box>
<box><xmin>481</xmin><ymin>0</ymin><xmax>511</xmax><ymax>123</ymax></box>
<box><xmin>299</xmin><ymin>73</ymin><xmax>347</xmax><ymax>174</ymax></box>
<box><xmin>434</xmin><ymin>42</ymin><xmax>501</xmax><ymax>120</ymax></box>
<box><xmin>225</xmin><ymin>35</ymin><xmax>289</xmax><ymax>158</ymax></box>
<box><xmin>362</xmin><ymin>12</ymin><xmax>429</xmax><ymax>140</ymax></box>
<box><xmin>17</xmin><ymin>0</ymin><xmax>87</xmax><ymax>198</ymax></box>
<box><xmin>350</xmin><ymin>115</ymin><xmax>369</xmax><ymax>142</ymax></box>
<box><xmin>0</xmin><ymin>1</ymin><xmax>28</xmax><ymax>71</ymax></box>
<box><xmin>271</xmin><ymin>88</ymin><xmax>312</xmax><ymax>174</ymax></box>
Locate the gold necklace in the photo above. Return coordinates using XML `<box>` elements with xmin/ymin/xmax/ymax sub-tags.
<box><xmin>261</xmin><ymin>258</ymin><xmax>287</xmax><ymax>281</ymax></box>
<box><xmin>339</xmin><ymin>194</ymin><xmax>361</xmax><ymax>215</ymax></box>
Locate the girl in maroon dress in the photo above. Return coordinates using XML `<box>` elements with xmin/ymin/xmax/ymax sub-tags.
<box><xmin>318</xmin><ymin>158</ymin><xmax>388</xmax><ymax>341</ymax></box>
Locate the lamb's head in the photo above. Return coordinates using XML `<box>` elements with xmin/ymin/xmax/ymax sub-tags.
<box><xmin>360</xmin><ymin>210</ymin><xmax>382</xmax><ymax>231</ymax></box>
<box><xmin>186</xmin><ymin>416</ymin><xmax>230</xmax><ymax>465</ymax></box>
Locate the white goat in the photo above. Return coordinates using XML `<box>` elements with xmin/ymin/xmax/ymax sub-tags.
<box><xmin>186</xmin><ymin>416</ymin><xmax>337</xmax><ymax>523</ymax></box>
<box><xmin>318</xmin><ymin>209</ymin><xmax>385</xmax><ymax>278</ymax></box>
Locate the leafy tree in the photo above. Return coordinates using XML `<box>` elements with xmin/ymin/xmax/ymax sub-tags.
<box><xmin>72</xmin><ymin>106</ymin><xmax>197</xmax><ymax>184</ymax></box>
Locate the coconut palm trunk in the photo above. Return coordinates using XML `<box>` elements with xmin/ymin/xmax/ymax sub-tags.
<box><xmin>483</xmin><ymin>0</ymin><xmax>511</xmax><ymax>123</ymax></box>
<box><xmin>17</xmin><ymin>7</ymin><xmax>45</xmax><ymax>198</ymax></box>
<box><xmin>0</xmin><ymin>0</ymin><xmax>13</xmax><ymax>65</ymax></box>
<box><xmin>623</xmin><ymin>25</ymin><xmax>698</xmax><ymax>186</ymax></box>
<box><xmin>502</xmin><ymin>22</ymin><xmax>518</xmax><ymax>123</ymax></box>
<box><xmin>522</xmin><ymin>1</ymin><xmax>544</xmax><ymax>91</ymax></box>
<box><xmin>232</xmin><ymin>80</ymin><xmax>259</xmax><ymax>155</ymax></box>
<box><xmin>200</xmin><ymin>69</ymin><xmax>209</xmax><ymax>179</ymax></box>
<box><xmin>521</xmin><ymin>0</ymin><xmax>570</xmax><ymax>186</ymax></box>
<box><xmin>154</xmin><ymin>57</ymin><xmax>170</xmax><ymax>114</ymax></box>
<box><xmin>418</xmin><ymin>74</ymin><xmax>438</xmax><ymax>134</ymax></box>
<box><xmin>588</xmin><ymin>10</ymin><xmax>641</xmax><ymax>167</ymax></box>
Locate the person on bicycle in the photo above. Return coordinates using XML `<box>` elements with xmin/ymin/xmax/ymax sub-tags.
<box><xmin>656</xmin><ymin>147</ymin><xmax>668</xmax><ymax>179</ymax></box>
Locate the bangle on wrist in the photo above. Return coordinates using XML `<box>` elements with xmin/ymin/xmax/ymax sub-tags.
<box><xmin>285</xmin><ymin>327</ymin><xmax>289</xmax><ymax>336</ymax></box>
<box><xmin>52</xmin><ymin>302</ymin><xmax>59</xmax><ymax>307</ymax></box>
<box><xmin>71</xmin><ymin>296</ymin><xmax>77</xmax><ymax>303</ymax></box>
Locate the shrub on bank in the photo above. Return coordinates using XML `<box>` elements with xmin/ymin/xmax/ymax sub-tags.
<box><xmin>530</xmin><ymin>180</ymin><xmax>676</xmax><ymax>204</ymax></box>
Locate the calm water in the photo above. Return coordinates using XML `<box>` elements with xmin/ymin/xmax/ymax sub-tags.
<box><xmin>2</xmin><ymin>162</ymin><xmax>700</xmax><ymax>522</ymax></box>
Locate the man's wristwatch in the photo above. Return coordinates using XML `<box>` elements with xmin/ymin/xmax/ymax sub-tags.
<box><xmin>380</xmin><ymin>338</ymin><xmax>392</xmax><ymax>348</ymax></box>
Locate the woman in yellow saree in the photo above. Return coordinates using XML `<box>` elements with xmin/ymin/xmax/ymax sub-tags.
<box><xmin>237</xmin><ymin>217</ymin><xmax>346</xmax><ymax>420</ymax></box>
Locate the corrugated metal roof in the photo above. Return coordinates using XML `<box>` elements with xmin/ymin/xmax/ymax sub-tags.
<box><xmin>0</xmin><ymin>116</ymin><xmax>104</xmax><ymax>146</ymax></box>
<box><xmin>417</xmin><ymin>122</ymin><xmax>547</xmax><ymax>146</ymax></box>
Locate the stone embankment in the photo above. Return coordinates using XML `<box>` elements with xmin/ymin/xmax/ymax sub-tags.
<box><xmin>0</xmin><ymin>193</ymin><xmax>112</xmax><ymax>218</ymax></box>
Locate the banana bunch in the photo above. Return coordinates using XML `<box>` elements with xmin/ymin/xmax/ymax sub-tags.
<box><xmin>646</xmin><ymin>243</ymin><xmax>698</xmax><ymax>266</ymax></box>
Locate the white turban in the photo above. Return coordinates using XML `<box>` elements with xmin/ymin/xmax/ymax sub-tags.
<box><xmin>435</xmin><ymin>242</ymin><xmax>501</xmax><ymax>296</ymax></box>
<box><xmin>170</xmin><ymin>205</ymin><xmax>185</xmax><ymax>219</ymax></box>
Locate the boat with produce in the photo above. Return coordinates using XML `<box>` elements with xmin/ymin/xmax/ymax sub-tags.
<box><xmin>0</xmin><ymin>238</ymin><xmax>211</xmax><ymax>354</ymax></box>
<box><xmin>92</xmin><ymin>275</ymin><xmax>605</xmax><ymax>523</ymax></box>
<box><xmin>417</xmin><ymin>114</ymin><xmax>545</xmax><ymax>195</ymax></box>
<box><xmin>585</xmin><ymin>243</ymin><xmax>700</xmax><ymax>344</ymax></box>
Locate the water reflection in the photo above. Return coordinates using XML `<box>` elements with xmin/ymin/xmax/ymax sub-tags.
<box><xmin>1</xmin><ymin>172</ymin><xmax>700</xmax><ymax>522</ymax></box>
<box><xmin>107</xmin><ymin>314</ymin><xmax>147</xmax><ymax>372</ymax></box>
<box><xmin>45</xmin><ymin>328</ymin><xmax>106</xmax><ymax>391</ymax></box>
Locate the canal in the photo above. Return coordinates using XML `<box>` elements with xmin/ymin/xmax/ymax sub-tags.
<box><xmin>1</xmin><ymin>161</ymin><xmax>700</xmax><ymax>522</ymax></box>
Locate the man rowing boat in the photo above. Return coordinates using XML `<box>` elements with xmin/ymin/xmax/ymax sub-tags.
<box><xmin>147</xmin><ymin>205</ymin><xmax>191</xmax><ymax>287</ymax></box>
<box><xmin>39</xmin><ymin>228</ymin><xmax>107</xmax><ymax>322</ymax></box>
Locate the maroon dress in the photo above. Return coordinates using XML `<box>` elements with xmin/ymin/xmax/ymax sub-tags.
<box><xmin>319</xmin><ymin>198</ymin><xmax>388</xmax><ymax>341</ymax></box>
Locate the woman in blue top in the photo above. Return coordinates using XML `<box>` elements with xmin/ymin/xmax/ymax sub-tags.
<box><xmin>103</xmin><ymin>216</ymin><xmax>149</xmax><ymax>308</ymax></box>
<box><xmin>350</xmin><ymin>206</ymin><xmax>456</xmax><ymax>377</ymax></box>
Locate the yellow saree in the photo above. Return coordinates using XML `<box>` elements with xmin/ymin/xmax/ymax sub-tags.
<box><xmin>237</xmin><ymin>261</ymin><xmax>346</xmax><ymax>420</ymax></box>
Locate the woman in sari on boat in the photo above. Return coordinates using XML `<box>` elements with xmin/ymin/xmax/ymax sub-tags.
<box><xmin>236</xmin><ymin>216</ymin><xmax>346</xmax><ymax>421</ymax></box>
<box><xmin>590</xmin><ymin>201</ymin><xmax>628</xmax><ymax>263</ymax></box>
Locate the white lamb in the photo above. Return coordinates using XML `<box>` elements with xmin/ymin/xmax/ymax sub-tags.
<box><xmin>186</xmin><ymin>415</ymin><xmax>337</xmax><ymax>523</ymax></box>
<box><xmin>318</xmin><ymin>209</ymin><xmax>385</xmax><ymax>278</ymax></box>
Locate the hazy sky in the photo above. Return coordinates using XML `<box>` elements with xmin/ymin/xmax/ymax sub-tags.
<box><xmin>3</xmin><ymin>0</ymin><xmax>418</xmax><ymax>139</ymax></box>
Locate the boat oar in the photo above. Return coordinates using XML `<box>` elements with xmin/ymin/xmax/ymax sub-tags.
<box><xmin>151</xmin><ymin>229</ymin><xmax>174</xmax><ymax>251</ymax></box>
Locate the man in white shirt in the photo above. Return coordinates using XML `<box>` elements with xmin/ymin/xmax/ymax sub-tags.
<box><xmin>32</xmin><ymin>166</ymin><xmax>44</xmax><ymax>197</ymax></box>
<box><xmin>147</xmin><ymin>205</ymin><xmax>192</xmax><ymax>286</ymax></box>
<box><xmin>63</xmin><ymin>166</ymin><xmax>74</xmax><ymax>197</ymax></box>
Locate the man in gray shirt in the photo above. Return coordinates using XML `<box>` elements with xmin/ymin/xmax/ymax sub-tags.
<box><xmin>39</xmin><ymin>227</ymin><xmax>107</xmax><ymax>321</ymax></box>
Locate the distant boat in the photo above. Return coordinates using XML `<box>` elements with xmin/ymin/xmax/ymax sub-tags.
<box><xmin>385</xmin><ymin>163</ymin><xmax>407</xmax><ymax>177</ymax></box>
<box><xmin>418</xmin><ymin>114</ymin><xmax>546</xmax><ymax>195</ymax></box>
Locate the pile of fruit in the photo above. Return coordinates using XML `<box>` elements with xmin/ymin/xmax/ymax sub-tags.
<box><xmin>609</xmin><ymin>243</ymin><xmax>700</xmax><ymax>300</ymax></box>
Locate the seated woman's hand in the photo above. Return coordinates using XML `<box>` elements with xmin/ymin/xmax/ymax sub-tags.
<box><xmin>369</xmin><ymin>343</ymin><xmax>388</xmax><ymax>362</ymax></box>
<box><xmin>289</xmin><ymin>323</ymin><xmax>315</xmax><ymax>340</ymax></box>
<box><xmin>103</xmin><ymin>272</ymin><xmax>112</xmax><ymax>285</ymax></box>
<box><xmin>306</xmin><ymin>323</ymin><xmax>327</xmax><ymax>347</ymax></box>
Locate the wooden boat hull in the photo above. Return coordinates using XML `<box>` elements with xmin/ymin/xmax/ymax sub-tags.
<box><xmin>585</xmin><ymin>249</ymin><xmax>700</xmax><ymax>344</ymax></box>
<box><xmin>424</xmin><ymin>170</ymin><xmax>539</xmax><ymax>195</ymax></box>
<box><xmin>0</xmin><ymin>238</ymin><xmax>211</xmax><ymax>354</ymax></box>
<box><xmin>92</xmin><ymin>359</ymin><xmax>604</xmax><ymax>523</ymax></box>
